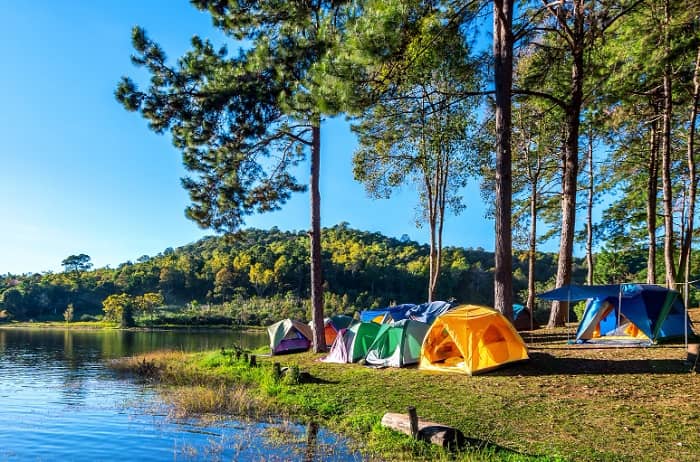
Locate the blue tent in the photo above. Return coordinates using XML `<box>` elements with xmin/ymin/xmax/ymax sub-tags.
<box><xmin>512</xmin><ymin>304</ymin><xmax>535</xmax><ymax>330</ymax></box>
<box><xmin>537</xmin><ymin>284</ymin><xmax>694</xmax><ymax>343</ymax></box>
<box><xmin>360</xmin><ymin>301</ymin><xmax>453</xmax><ymax>325</ymax></box>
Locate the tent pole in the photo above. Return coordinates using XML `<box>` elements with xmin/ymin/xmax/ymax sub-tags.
<box><xmin>617</xmin><ymin>286</ymin><xmax>622</xmax><ymax>334</ymax></box>
<box><xmin>567</xmin><ymin>286</ymin><xmax>571</xmax><ymax>344</ymax></box>
<box><xmin>684</xmin><ymin>282</ymin><xmax>689</xmax><ymax>350</ymax></box>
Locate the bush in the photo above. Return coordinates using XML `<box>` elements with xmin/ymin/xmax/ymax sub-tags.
<box><xmin>79</xmin><ymin>314</ymin><xmax>102</xmax><ymax>322</ymax></box>
<box><xmin>572</xmin><ymin>301</ymin><xmax>587</xmax><ymax>322</ymax></box>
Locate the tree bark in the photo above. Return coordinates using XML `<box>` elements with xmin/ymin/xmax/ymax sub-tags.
<box><xmin>493</xmin><ymin>0</ymin><xmax>514</xmax><ymax>321</ymax></box>
<box><xmin>661</xmin><ymin>0</ymin><xmax>676</xmax><ymax>288</ymax></box>
<box><xmin>548</xmin><ymin>1</ymin><xmax>584</xmax><ymax>328</ymax></box>
<box><xmin>586</xmin><ymin>127</ymin><xmax>594</xmax><ymax>285</ymax></box>
<box><xmin>647</xmin><ymin>112</ymin><xmax>659</xmax><ymax>284</ymax></box>
<box><xmin>428</xmin><ymin>155</ymin><xmax>438</xmax><ymax>302</ymax></box>
<box><xmin>679</xmin><ymin>47</ymin><xmax>700</xmax><ymax>297</ymax></box>
<box><xmin>309</xmin><ymin>119</ymin><xmax>325</xmax><ymax>352</ymax></box>
<box><xmin>527</xmin><ymin>180</ymin><xmax>537</xmax><ymax>329</ymax></box>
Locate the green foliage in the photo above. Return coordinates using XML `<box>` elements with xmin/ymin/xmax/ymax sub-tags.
<box><xmin>0</xmin><ymin>226</ymin><xmax>582</xmax><ymax>324</ymax></box>
<box><xmin>116</xmin><ymin>27</ymin><xmax>306</xmax><ymax>232</ymax></box>
<box><xmin>572</xmin><ymin>301</ymin><xmax>586</xmax><ymax>323</ymax></box>
<box><xmin>61</xmin><ymin>254</ymin><xmax>93</xmax><ymax>273</ymax></box>
<box><xmin>102</xmin><ymin>293</ymin><xmax>135</xmax><ymax>328</ymax></box>
<box><xmin>593</xmin><ymin>248</ymin><xmax>646</xmax><ymax>284</ymax></box>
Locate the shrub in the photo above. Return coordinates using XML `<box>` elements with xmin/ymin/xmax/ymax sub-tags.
<box><xmin>79</xmin><ymin>314</ymin><xmax>101</xmax><ymax>322</ymax></box>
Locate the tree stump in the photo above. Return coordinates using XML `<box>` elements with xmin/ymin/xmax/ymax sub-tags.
<box><xmin>272</xmin><ymin>362</ymin><xmax>282</xmax><ymax>381</ymax></box>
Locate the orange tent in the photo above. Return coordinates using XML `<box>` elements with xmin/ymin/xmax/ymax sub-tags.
<box><xmin>419</xmin><ymin>305</ymin><xmax>529</xmax><ymax>375</ymax></box>
<box><xmin>309</xmin><ymin>315</ymin><xmax>355</xmax><ymax>346</ymax></box>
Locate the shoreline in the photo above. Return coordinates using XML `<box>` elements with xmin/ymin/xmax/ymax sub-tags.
<box><xmin>0</xmin><ymin>321</ymin><xmax>266</xmax><ymax>332</ymax></box>
<box><xmin>108</xmin><ymin>330</ymin><xmax>700</xmax><ymax>462</ymax></box>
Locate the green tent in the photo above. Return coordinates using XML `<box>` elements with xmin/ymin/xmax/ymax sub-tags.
<box><xmin>322</xmin><ymin>321</ymin><xmax>380</xmax><ymax>363</ymax></box>
<box><xmin>365</xmin><ymin>320</ymin><xmax>429</xmax><ymax>367</ymax></box>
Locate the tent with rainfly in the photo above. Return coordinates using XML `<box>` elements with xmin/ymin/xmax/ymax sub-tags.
<box><xmin>419</xmin><ymin>305</ymin><xmax>529</xmax><ymax>375</ymax></box>
<box><xmin>512</xmin><ymin>304</ymin><xmax>536</xmax><ymax>331</ymax></box>
<box><xmin>364</xmin><ymin>319</ymin><xmax>430</xmax><ymax>367</ymax></box>
<box><xmin>267</xmin><ymin>319</ymin><xmax>314</xmax><ymax>355</ymax></box>
<box><xmin>537</xmin><ymin>283</ymin><xmax>694</xmax><ymax>344</ymax></box>
<box><xmin>321</xmin><ymin>321</ymin><xmax>382</xmax><ymax>364</ymax></box>
<box><xmin>360</xmin><ymin>301</ymin><xmax>454</xmax><ymax>325</ymax></box>
<box><xmin>310</xmin><ymin>315</ymin><xmax>356</xmax><ymax>347</ymax></box>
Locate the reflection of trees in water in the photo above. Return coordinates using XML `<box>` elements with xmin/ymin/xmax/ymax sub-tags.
<box><xmin>60</xmin><ymin>370</ymin><xmax>88</xmax><ymax>406</ymax></box>
<box><xmin>1</xmin><ymin>329</ymin><xmax>268</xmax><ymax>368</ymax></box>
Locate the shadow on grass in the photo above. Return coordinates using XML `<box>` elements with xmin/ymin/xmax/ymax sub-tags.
<box><xmin>491</xmin><ymin>352</ymin><xmax>693</xmax><ymax>376</ymax></box>
<box><xmin>456</xmin><ymin>436</ymin><xmax>553</xmax><ymax>461</ymax></box>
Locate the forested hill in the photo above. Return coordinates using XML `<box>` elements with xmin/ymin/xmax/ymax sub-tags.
<box><xmin>0</xmin><ymin>224</ymin><xmax>580</xmax><ymax>322</ymax></box>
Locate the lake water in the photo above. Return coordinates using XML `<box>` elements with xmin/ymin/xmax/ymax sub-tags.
<box><xmin>0</xmin><ymin>328</ymin><xmax>361</xmax><ymax>461</ymax></box>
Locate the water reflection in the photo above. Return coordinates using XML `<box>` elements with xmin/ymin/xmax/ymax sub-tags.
<box><xmin>0</xmin><ymin>328</ymin><xmax>360</xmax><ymax>461</ymax></box>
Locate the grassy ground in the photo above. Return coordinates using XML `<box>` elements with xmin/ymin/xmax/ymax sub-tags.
<box><xmin>110</xmin><ymin>314</ymin><xmax>700</xmax><ymax>462</ymax></box>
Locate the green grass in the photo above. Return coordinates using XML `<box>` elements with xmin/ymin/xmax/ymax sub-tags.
<box><xmin>109</xmin><ymin>327</ymin><xmax>700</xmax><ymax>462</ymax></box>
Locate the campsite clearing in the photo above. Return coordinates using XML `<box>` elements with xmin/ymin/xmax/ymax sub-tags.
<box><xmin>112</xmin><ymin>315</ymin><xmax>700</xmax><ymax>462</ymax></box>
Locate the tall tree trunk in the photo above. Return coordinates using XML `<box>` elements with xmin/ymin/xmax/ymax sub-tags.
<box><xmin>493</xmin><ymin>0</ymin><xmax>514</xmax><ymax>321</ymax></box>
<box><xmin>661</xmin><ymin>0</ymin><xmax>676</xmax><ymax>288</ymax></box>
<box><xmin>647</xmin><ymin>112</ymin><xmax>659</xmax><ymax>284</ymax></box>
<box><xmin>309</xmin><ymin>119</ymin><xmax>325</xmax><ymax>352</ymax></box>
<box><xmin>585</xmin><ymin>127</ymin><xmax>594</xmax><ymax>285</ymax></box>
<box><xmin>679</xmin><ymin>47</ymin><xmax>700</xmax><ymax>296</ymax></box>
<box><xmin>433</xmin><ymin>147</ymin><xmax>448</xmax><ymax>303</ymax></box>
<box><xmin>527</xmin><ymin>181</ymin><xmax>538</xmax><ymax>330</ymax></box>
<box><xmin>428</xmin><ymin>211</ymin><xmax>437</xmax><ymax>302</ymax></box>
<box><xmin>428</xmin><ymin>142</ymin><xmax>439</xmax><ymax>302</ymax></box>
<box><xmin>548</xmin><ymin>44</ymin><xmax>584</xmax><ymax>328</ymax></box>
<box><xmin>548</xmin><ymin>0</ymin><xmax>584</xmax><ymax>327</ymax></box>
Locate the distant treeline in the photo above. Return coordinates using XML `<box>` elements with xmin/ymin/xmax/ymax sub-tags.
<box><xmin>0</xmin><ymin>223</ymin><xmax>640</xmax><ymax>324</ymax></box>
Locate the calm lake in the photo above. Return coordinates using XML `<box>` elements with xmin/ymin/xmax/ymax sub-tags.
<box><xmin>0</xmin><ymin>328</ymin><xmax>360</xmax><ymax>461</ymax></box>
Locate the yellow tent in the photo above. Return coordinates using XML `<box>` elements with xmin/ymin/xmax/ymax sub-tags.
<box><xmin>419</xmin><ymin>305</ymin><xmax>529</xmax><ymax>375</ymax></box>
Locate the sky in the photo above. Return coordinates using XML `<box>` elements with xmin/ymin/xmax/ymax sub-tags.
<box><xmin>0</xmin><ymin>1</ymin><xmax>548</xmax><ymax>275</ymax></box>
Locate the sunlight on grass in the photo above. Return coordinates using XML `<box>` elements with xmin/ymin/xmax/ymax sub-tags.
<box><xmin>109</xmin><ymin>331</ymin><xmax>700</xmax><ymax>462</ymax></box>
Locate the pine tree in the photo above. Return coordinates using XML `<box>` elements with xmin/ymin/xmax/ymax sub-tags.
<box><xmin>116</xmin><ymin>2</ymin><xmax>352</xmax><ymax>351</ymax></box>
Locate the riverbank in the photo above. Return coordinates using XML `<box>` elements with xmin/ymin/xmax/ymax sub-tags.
<box><xmin>110</xmin><ymin>327</ymin><xmax>700</xmax><ymax>462</ymax></box>
<box><xmin>0</xmin><ymin>320</ymin><xmax>118</xmax><ymax>329</ymax></box>
<box><xmin>0</xmin><ymin>320</ymin><xmax>265</xmax><ymax>332</ymax></box>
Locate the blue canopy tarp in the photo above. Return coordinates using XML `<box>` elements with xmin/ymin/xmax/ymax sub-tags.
<box><xmin>537</xmin><ymin>284</ymin><xmax>642</xmax><ymax>302</ymax></box>
<box><xmin>537</xmin><ymin>284</ymin><xmax>693</xmax><ymax>343</ymax></box>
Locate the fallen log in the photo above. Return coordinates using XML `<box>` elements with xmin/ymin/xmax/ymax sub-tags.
<box><xmin>381</xmin><ymin>410</ymin><xmax>465</xmax><ymax>449</ymax></box>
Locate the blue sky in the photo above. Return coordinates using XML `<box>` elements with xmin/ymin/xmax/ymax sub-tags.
<box><xmin>0</xmin><ymin>1</ymin><xmax>539</xmax><ymax>275</ymax></box>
